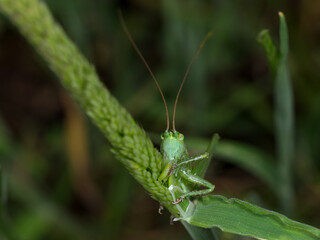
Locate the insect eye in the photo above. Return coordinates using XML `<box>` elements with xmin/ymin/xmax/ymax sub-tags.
<box><xmin>178</xmin><ymin>133</ymin><xmax>184</xmax><ymax>140</ymax></box>
<box><xmin>173</xmin><ymin>131</ymin><xmax>179</xmax><ymax>138</ymax></box>
<box><xmin>162</xmin><ymin>131</ymin><xmax>169</xmax><ymax>139</ymax></box>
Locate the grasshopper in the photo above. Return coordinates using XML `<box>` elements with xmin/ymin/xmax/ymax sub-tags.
<box><xmin>119</xmin><ymin>12</ymin><xmax>216</xmax><ymax>206</ymax></box>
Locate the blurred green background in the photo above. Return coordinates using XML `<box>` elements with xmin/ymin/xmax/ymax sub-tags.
<box><xmin>0</xmin><ymin>0</ymin><xmax>319</xmax><ymax>239</ymax></box>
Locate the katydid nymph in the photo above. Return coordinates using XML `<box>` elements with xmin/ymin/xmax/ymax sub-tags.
<box><xmin>119</xmin><ymin>13</ymin><xmax>217</xmax><ymax>207</ymax></box>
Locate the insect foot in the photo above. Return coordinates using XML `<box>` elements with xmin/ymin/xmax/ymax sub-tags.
<box><xmin>172</xmin><ymin>197</ymin><xmax>184</xmax><ymax>205</ymax></box>
<box><xmin>158</xmin><ymin>204</ymin><xmax>164</xmax><ymax>214</ymax></box>
<box><xmin>170</xmin><ymin>215</ymin><xmax>175</xmax><ymax>225</ymax></box>
<box><xmin>168</xmin><ymin>185</ymin><xmax>185</xmax><ymax>205</ymax></box>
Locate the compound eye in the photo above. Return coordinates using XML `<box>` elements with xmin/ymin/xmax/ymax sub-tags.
<box><xmin>161</xmin><ymin>131</ymin><xmax>169</xmax><ymax>140</ymax></box>
<box><xmin>178</xmin><ymin>133</ymin><xmax>184</xmax><ymax>140</ymax></box>
<box><xmin>173</xmin><ymin>131</ymin><xmax>179</xmax><ymax>138</ymax></box>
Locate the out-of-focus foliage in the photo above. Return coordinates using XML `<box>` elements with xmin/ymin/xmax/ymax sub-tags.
<box><xmin>0</xmin><ymin>0</ymin><xmax>319</xmax><ymax>239</ymax></box>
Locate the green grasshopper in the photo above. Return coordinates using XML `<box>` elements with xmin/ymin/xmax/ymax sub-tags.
<box><xmin>119</xmin><ymin>13</ymin><xmax>217</xmax><ymax>206</ymax></box>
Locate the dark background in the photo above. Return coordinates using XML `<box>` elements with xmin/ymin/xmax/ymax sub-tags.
<box><xmin>0</xmin><ymin>0</ymin><xmax>319</xmax><ymax>239</ymax></box>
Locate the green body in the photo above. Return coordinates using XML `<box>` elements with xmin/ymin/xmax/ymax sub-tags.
<box><xmin>158</xmin><ymin>131</ymin><xmax>215</xmax><ymax>204</ymax></box>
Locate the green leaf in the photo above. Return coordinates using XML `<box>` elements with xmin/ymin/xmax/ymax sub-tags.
<box><xmin>184</xmin><ymin>195</ymin><xmax>320</xmax><ymax>240</ymax></box>
<box><xmin>274</xmin><ymin>12</ymin><xmax>294</xmax><ymax>213</ymax></box>
<box><xmin>193</xmin><ymin>134</ymin><xmax>220</xmax><ymax>178</ymax></box>
<box><xmin>258</xmin><ymin>11</ymin><xmax>294</xmax><ymax>213</ymax></box>
<box><xmin>214</xmin><ymin>140</ymin><xmax>278</xmax><ymax>190</ymax></box>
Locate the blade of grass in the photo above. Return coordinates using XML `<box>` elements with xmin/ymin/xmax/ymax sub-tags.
<box><xmin>192</xmin><ymin>134</ymin><xmax>220</xmax><ymax>178</ymax></box>
<box><xmin>214</xmin><ymin>140</ymin><xmax>279</xmax><ymax>190</ymax></box>
<box><xmin>274</xmin><ymin>12</ymin><xmax>294</xmax><ymax>213</ymax></box>
<box><xmin>258</xmin><ymin>12</ymin><xmax>294</xmax><ymax>213</ymax></box>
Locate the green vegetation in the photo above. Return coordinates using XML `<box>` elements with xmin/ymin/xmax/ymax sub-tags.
<box><xmin>0</xmin><ymin>0</ymin><xmax>319</xmax><ymax>239</ymax></box>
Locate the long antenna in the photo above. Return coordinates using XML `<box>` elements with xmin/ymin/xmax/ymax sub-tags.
<box><xmin>118</xmin><ymin>10</ymin><xmax>170</xmax><ymax>132</ymax></box>
<box><xmin>172</xmin><ymin>32</ymin><xmax>213</xmax><ymax>132</ymax></box>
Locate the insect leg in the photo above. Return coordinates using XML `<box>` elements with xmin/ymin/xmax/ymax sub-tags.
<box><xmin>158</xmin><ymin>162</ymin><xmax>173</xmax><ymax>181</ymax></box>
<box><xmin>172</xmin><ymin>170</ymin><xmax>215</xmax><ymax>204</ymax></box>
<box><xmin>165</xmin><ymin>153</ymin><xmax>208</xmax><ymax>181</ymax></box>
<box><xmin>158</xmin><ymin>204</ymin><xmax>164</xmax><ymax>214</ymax></box>
<box><xmin>177</xmin><ymin>152</ymin><xmax>209</xmax><ymax>166</ymax></box>
<box><xmin>168</xmin><ymin>184</ymin><xmax>185</xmax><ymax>204</ymax></box>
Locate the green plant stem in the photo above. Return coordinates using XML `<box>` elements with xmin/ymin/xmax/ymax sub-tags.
<box><xmin>0</xmin><ymin>1</ymin><xmax>216</xmax><ymax>238</ymax></box>
<box><xmin>0</xmin><ymin>0</ymin><xmax>177</xmax><ymax>215</ymax></box>
<box><xmin>182</xmin><ymin>221</ymin><xmax>218</xmax><ymax>240</ymax></box>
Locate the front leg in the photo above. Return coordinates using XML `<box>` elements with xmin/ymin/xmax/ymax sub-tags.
<box><xmin>177</xmin><ymin>152</ymin><xmax>209</xmax><ymax>166</ymax></box>
<box><xmin>177</xmin><ymin>134</ymin><xmax>219</xmax><ymax>171</ymax></box>
<box><xmin>158</xmin><ymin>162</ymin><xmax>173</xmax><ymax>182</ymax></box>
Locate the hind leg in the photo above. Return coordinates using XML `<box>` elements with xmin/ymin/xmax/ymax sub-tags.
<box><xmin>172</xmin><ymin>170</ymin><xmax>214</xmax><ymax>204</ymax></box>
